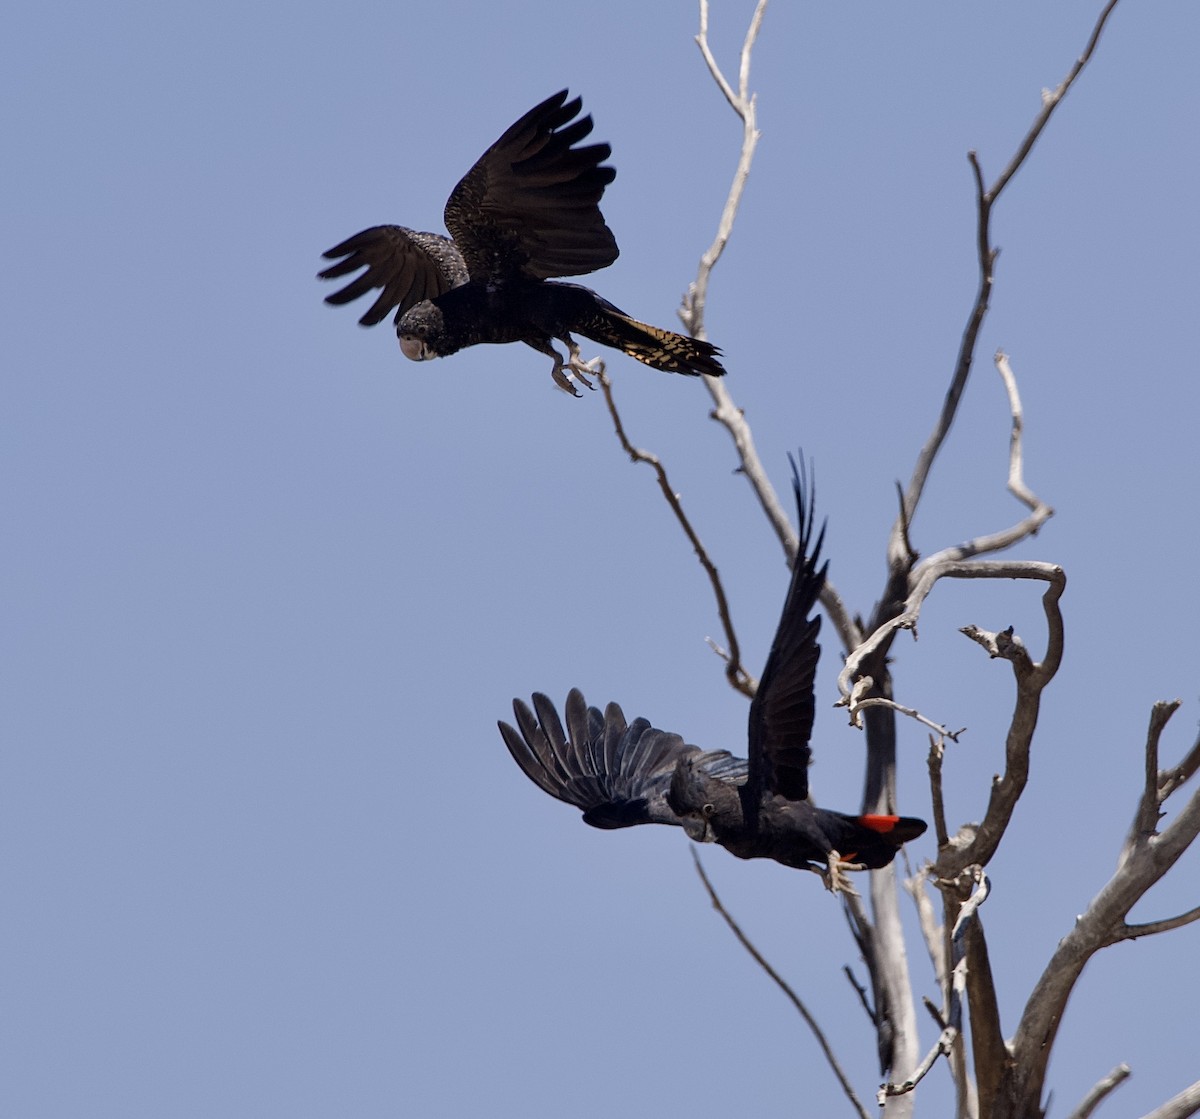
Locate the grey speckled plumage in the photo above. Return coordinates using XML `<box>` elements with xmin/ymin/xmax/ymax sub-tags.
<box><xmin>319</xmin><ymin>91</ymin><xmax>725</xmax><ymax>392</ymax></box>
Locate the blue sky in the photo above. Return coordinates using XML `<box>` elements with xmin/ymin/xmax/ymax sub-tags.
<box><xmin>4</xmin><ymin>1</ymin><xmax>1199</xmax><ymax>1115</ymax></box>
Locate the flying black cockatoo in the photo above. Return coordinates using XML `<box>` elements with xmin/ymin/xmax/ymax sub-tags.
<box><xmin>499</xmin><ymin>463</ymin><xmax>926</xmax><ymax>891</ymax></box>
<box><xmin>318</xmin><ymin>90</ymin><xmax>725</xmax><ymax>395</ymax></box>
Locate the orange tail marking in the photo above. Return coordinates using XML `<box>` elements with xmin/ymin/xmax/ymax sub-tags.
<box><xmin>859</xmin><ymin>814</ymin><xmax>901</xmax><ymax>834</ymax></box>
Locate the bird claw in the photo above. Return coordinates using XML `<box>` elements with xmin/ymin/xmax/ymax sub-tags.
<box><xmin>549</xmin><ymin>360</ymin><xmax>600</xmax><ymax>396</ymax></box>
<box><xmin>550</xmin><ymin>361</ymin><xmax>584</xmax><ymax>396</ymax></box>
<box><xmin>542</xmin><ymin>336</ymin><xmax>602</xmax><ymax>396</ymax></box>
<box><xmin>822</xmin><ymin>851</ymin><xmax>866</xmax><ymax>896</ymax></box>
<box><xmin>568</xmin><ymin>361</ymin><xmax>597</xmax><ymax>392</ymax></box>
<box><xmin>549</xmin><ymin>354</ymin><xmax>602</xmax><ymax>396</ymax></box>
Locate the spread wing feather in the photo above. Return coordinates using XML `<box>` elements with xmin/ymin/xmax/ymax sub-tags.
<box><xmin>444</xmin><ymin>90</ymin><xmax>618</xmax><ymax>282</ymax></box>
<box><xmin>317</xmin><ymin>226</ymin><xmax>468</xmax><ymax>326</ymax></box>
<box><xmin>499</xmin><ymin>688</ymin><xmax>747</xmax><ymax>833</ymax></box>
<box><xmin>746</xmin><ymin>458</ymin><xmax>829</xmax><ymax>804</ymax></box>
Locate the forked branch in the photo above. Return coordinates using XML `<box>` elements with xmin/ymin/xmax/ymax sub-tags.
<box><xmin>892</xmin><ymin>0</ymin><xmax>1119</xmax><ymax>567</ymax></box>
<box><xmin>918</xmin><ymin>352</ymin><xmax>1054</xmax><ymax>570</ymax></box>
<box><xmin>837</xmin><ymin>560</ymin><xmax>1065</xmax><ymax>710</ymax></box>
<box><xmin>994</xmin><ymin>702</ymin><xmax>1200</xmax><ymax>1117</ymax></box>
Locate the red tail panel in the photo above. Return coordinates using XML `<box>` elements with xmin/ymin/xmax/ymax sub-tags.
<box><xmin>859</xmin><ymin>814</ymin><xmax>901</xmax><ymax>834</ymax></box>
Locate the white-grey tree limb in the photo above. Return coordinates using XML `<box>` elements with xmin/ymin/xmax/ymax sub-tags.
<box><xmin>591</xmin><ymin>1</ymin><xmax>1200</xmax><ymax>1115</ymax></box>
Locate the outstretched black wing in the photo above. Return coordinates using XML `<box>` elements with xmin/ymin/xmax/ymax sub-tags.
<box><xmin>444</xmin><ymin>90</ymin><xmax>618</xmax><ymax>283</ymax></box>
<box><xmin>499</xmin><ymin>689</ymin><xmax>746</xmax><ymax>837</ymax></box>
<box><xmin>318</xmin><ymin>226</ymin><xmax>469</xmax><ymax>326</ymax></box>
<box><xmin>746</xmin><ymin>458</ymin><xmax>829</xmax><ymax>804</ymax></box>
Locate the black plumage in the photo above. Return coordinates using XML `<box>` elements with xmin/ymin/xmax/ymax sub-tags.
<box><xmin>319</xmin><ymin>91</ymin><xmax>725</xmax><ymax>394</ymax></box>
<box><xmin>498</xmin><ymin>463</ymin><xmax>927</xmax><ymax>890</ymax></box>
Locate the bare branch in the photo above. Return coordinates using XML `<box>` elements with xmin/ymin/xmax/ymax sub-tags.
<box><xmin>1139</xmin><ymin>1078</ymin><xmax>1200</xmax><ymax>1119</ymax></box>
<box><xmin>837</xmin><ymin>560</ymin><xmax>1065</xmax><ymax>705</ymax></box>
<box><xmin>959</xmin><ymin>623</ymin><xmax>1033</xmax><ymax>670</ymax></box>
<box><xmin>879</xmin><ymin>1027</ymin><xmax>958</xmax><ymax>1104</ymax></box>
<box><xmin>864</xmin><ymin>6</ymin><xmax>1115</xmax><ymax>1109</ymax></box>
<box><xmin>597</xmin><ymin>365</ymin><xmax>755</xmax><ymax>697</ymax></box>
<box><xmin>1126</xmin><ymin>699</ymin><xmax>1184</xmax><ymax>861</ymax></box>
<box><xmin>1108</xmin><ymin>903</ymin><xmax>1200</xmax><ymax>944</ymax></box>
<box><xmin>920</xmin><ymin>996</ymin><xmax>947</xmax><ymax>1031</ymax></box>
<box><xmin>996</xmin><ymin>351</ymin><xmax>1051</xmax><ymax>516</ymax></box>
<box><xmin>961</xmin><ymin>906</ymin><xmax>1002</xmax><ymax>1114</ymax></box>
<box><xmin>920</xmin><ymin>352</ymin><xmax>1055</xmax><ymax>568</ymax></box>
<box><xmin>999</xmin><ymin>701</ymin><xmax>1200</xmax><ymax>1115</ymax></box>
<box><xmin>842</xmin><ymin>965</ymin><xmax>875</xmax><ymax>1022</ymax></box>
<box><xmin>989</xmin><ymin>0</ymin><xmax>1122</xmax><ymax>202</ymax></box>
<box><xmin>842</xmin><ymin>694</ymin><xmax>964</xmax><ymax>743</ymax></box>
<box><xmin>686</xmin><ymin>0</ymin><xmax>767</xmax><ymax>337</ymax></box>
<box><xmin>1065</xmin><ymin>1064</ymin><xmax>1131</xmax><ymax>1119</ymax></box>
<box><xmin>882</xmin><ymin>868</ymin><xmax>989</xmax><ymax>1102</ymax></box>
<box><xmin>903</xmin><ymin>868</ymin><xmax>946</xmax><ymax>995</ymax></box>
<box><xmin>691</xmin><ymin>848</ymin><xmax>871</xmax><ymax>1119</ymax></box>
<box><xmin>867</xmin><ymin>867</ymin><xmax>919</xmax><ymax>1105</ymax></box>
<box><xmin>839</xmin><ymin>883</ymin><xmax>918</xmax><ymax>1087</ymax></box>
<box><xmin>1092</xmin><ymin>767</ymin><xmax>1200</xmax><ymax>933</ymax></box>
<box><xmin>1159</xmin><ymin>723</ymin><xmax>1200</xmax><ymax>802</ymax></box>
<box><xmin>895</xmin><ymin>0</ymin><xmax>1118</xmax><ymax>552</ymax></box>
<box><xmin>893</xmin><ymin>150</ymin><xmax>992</xmax><ymax>564</ymax></box>
<box><xmin>932</xmin><ymin>570</ymin><xmax>1067</xmax><ymax>875</ymax></box>
<box><xmin>684</xmin><ymin>0</ymin><xmax>861</xmax><ymax>656</ymax></box>
<box><xmin>925</xmin><ymin>736</ymin><xmax>951</xmax><ymax>850</ymax></box>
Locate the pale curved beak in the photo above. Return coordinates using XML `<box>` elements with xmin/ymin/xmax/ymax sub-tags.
<box><xmin>399</xmin><ymin>335</ymin><xmax>433</xmax><ymax>362</ymax></box>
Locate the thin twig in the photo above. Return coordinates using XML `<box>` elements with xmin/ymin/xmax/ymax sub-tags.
<box><xmin>842</xmin><ymin>694</ymin><xmax>964</xmax><ymax>742</ymax></box>
<box><xmin>1160</xmin><ymin>726</ymin><xmax>1200</xmax><ymax>801</ymax></box>
<box><xmin>691</xmin><ymin>848</ymin><xmax>871</xmax><ymax>1119</ymax></box>
<box><xmin>893</xmin><ymin>0</ymin><xmax>1117</xmax><ymax>562</ymax></box>
<box><xmin>599</xmin><ymin>0</ymin><xmax>850</xmax><ymax>697</ymax></box>
<box><xmin>926</xmin><ymin>735</ymin><xmax>951</xmax><ymax>851</ymax></box>
<box><xmin>684</xmin><ymin>0</ymin><xmax>860</xmax><ymax>656</ymax></box>
<box><xmin>881</xmin><ymin>868</ymin><xmax>989</xmax><ymax>1101</ymax></box>
<box><xmin>989</xmin><ymin>0</ymin><xmax>1122</xmax><ymax>202</ymax></box>
<box><xmin>1108</xmin><ymin>904</ymin><xmax>1200</xmax><ymax>944</ymax></box>
<box><xmin>1127</xmin><ymin>700</ymin><xmax>1183</xmax><ymax>860</ymax></box>
<box><xmin>598</xmin><ymin>364</ymin><xmax>754</xmax><ymax>696</ymax></box>
<box><xmin>842</xmin><ymin>965</ymin><xmax>875</xmax><ymax>1021</ymax></box>
<box><xmin>686</xmin><ymin>0</ymin><xmax>767</xmax><ymax>334</ymax></box>
<box><xmin>1064</xmin><ymin>1064</ymin><xmax>1131</xmax><ymax>1119</ymax></box>
<box><xmin>837</xmin><ymin>560</ymin><xmax>1066</xmax><ymax>706</ymax></box>
<box><xmin>919</xmin><ymin>352</ymin><xmax>1054</xmax><ymax>569</ymax></box>
<box><xmin>891</xmin><ymin>149</ymin><xmax>992</xmax><ymax>569</ymax></box>
<box><xmin>907</xmin><ymin>864</ymin><xmax>974</xmax><ymax>1119</ymax></box>
<box><xmin>996</xmin><ymin>351</ymin><xmax>1049</xmax><ymax>513</ymax></box>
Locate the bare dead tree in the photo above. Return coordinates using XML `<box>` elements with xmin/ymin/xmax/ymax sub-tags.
<box><xmin>590</xmin><ymin>1</ymin><xmax>1200</xmax><ymax>1116</ymax></box>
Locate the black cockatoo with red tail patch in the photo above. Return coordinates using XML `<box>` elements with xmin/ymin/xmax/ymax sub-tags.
<box><xmin>499</xmin><ymin>461</ymin><xmax>926</xmax><ymax>891</ymax></box>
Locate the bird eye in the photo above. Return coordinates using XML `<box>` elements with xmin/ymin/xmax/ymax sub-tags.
<box><xmin>702</xmin><ymin>803</ymin><xmax>715</xmax><ymax>818</ymax></box>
